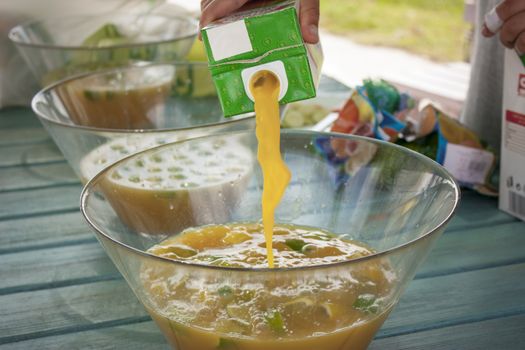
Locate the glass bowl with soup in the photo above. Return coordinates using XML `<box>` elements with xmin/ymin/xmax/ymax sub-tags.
<box><xmin>31</xmin><ymin>62</ymin><xmax>255</xmax><ymax>183</ymax></box>
<box><xmin>9</xmin><ymin>13</ymin><xmax>198</xmax><ymax>86</ymax></box>
<box><xmin>81</xmin><ymin>130</ymin><xmax>460</xmax><ymax>350</ymax></box>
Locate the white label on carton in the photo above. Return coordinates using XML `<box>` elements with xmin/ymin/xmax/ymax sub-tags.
<box><xmin>206</xmin><ymin>20</ymin><xmax>253</xmax><ymax>61</ymax></box>
<box><xmin>500</xmin><ymin>50</ymin><xmax>525</xmax><ymax>221</ymax></box>
<box><xmin>443</xmin><ymin>143</ymin><xmax>494</xmax><ymax>185</ymax></box>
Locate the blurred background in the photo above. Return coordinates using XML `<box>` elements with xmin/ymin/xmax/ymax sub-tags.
<box><xmin>1</xmin><ymin>0</ymin><xmax>474</xmax><ymax>114</ymax></box>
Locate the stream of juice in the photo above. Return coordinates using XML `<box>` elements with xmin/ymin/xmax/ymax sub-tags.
<box><xmin>250</xmin><ymin>71</ymin><xmax>291</xmax><ymax>268</ymax></box>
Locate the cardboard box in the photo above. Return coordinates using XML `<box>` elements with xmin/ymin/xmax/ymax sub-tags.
<box><xmin>201</xmin><ymin>0</ymin><xmax>323</xmax><ymax>117</ymax></box>
<box><xmin>499</xmin><ymin>50</ymin><xmax>525</xmax><ymax>221</ymax></box>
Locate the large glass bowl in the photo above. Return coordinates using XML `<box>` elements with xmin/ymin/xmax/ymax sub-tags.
<box><xmin>32</xmin><ymin>62</ymin><xmax>255</xmax><ymax>183</ymax></box>
<box><xmin>9</xmin><ymin>13</ymin><xmax>197</xmax><ymax>86</ymax></box>
<box><xmin>80</xmin><ymin>130</ymin><xmax>460</xmax><ymax>350</ymax></box>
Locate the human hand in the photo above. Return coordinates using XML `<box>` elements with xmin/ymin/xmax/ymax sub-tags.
<box><xmin>199</xmin><ymin>0</ymin><xmax>320</xmax><ymax>43</ymax></box>
<box><xmin>482</xmin><ymin>0</ymin><xmax>525</xmax><ymax>55</ymax></box>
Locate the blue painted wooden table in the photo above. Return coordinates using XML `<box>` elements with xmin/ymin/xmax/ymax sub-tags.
<box><xmin>1</xmin><ymin>106</ymin><xmax>525</xmax><ymax>349</ymax></box>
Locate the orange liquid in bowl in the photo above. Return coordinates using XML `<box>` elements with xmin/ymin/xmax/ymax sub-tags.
<box><xmin>144</xmin><ymin>224</ymin><xmax>394</xmax><ymax>350</ymax></box>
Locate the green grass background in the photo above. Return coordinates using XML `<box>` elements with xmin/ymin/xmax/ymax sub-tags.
<box><xmin>320</xmin><ymin>0</ymin><xmax>470</xmax><ymax>62</ymax></box>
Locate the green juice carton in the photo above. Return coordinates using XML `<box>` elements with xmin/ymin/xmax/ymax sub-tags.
<box><xmin>201</xmin><ymin>0</ymin><xmax>323</xmax><ymax>117</ymax></box>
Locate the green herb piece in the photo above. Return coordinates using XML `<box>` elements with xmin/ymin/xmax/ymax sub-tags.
<box><xmin>170</xmin><ymin>245</ymin><xmax>198</xmax><ymax>258</ymax></box>
<box><xmin>146</xmin><ymin>176</ymin><xmax>162</xmax><ymax>183</ymax></box>
<box><xmin>217</xmin><ymin>338</ymin><xmax>238</xmax><ymax>350</ymax></box>
<box><xmin>285</xmin><ymin>239</ymin><xmax>307</xmax><ymax>252</ymax></box>
<box><xmin>150</xmin><ymin>155</ymin><xmax>163</xmax><ymax>163</ymax></box>
<box><xmin>128</xmin><ymin>175</ymin><xmax>140</xmax><ymax>183</ymax></box>
<box><xmin>265</xmin><ymin>310</ymin><xmax>285</xmax><ymax>333</ymax></box>
<box><xmin>198</xmin><ymin>150</ymin><xmax>213</xmax><ymax>156</ymax></box>
<box><xmin>168</xmin><ymin>166</ymin><xmax>183</xmax><ymax>173</ymax></box>
<box><xmin>105</xmin><ymin>90</ymin><xmax>115</xmax><ymax>100</ymax></box>
<box><xmin>198</xmin><ymin>255</ymin><xmax>221</xmax><ymax>262</ymax></box>
<box><xmin>170</xmin><ymin>174</ymin><xmax>187</xmax><ymax>180</ymax></box>
<box><xmin>353</xmin><ymin>294</ymin><xmax>378</xmax><ymax>314</ymax></box>
<box><xmin>238</xmin><ymin>289</ymin><xmax>256</xmax><ymax>302</ymax></box>
<box><xmin>84</xmin><ymin>90</ymin><xmax>97</xmax><ymax>101</ymax></box>
<box><xmin>110</xmin><ymin>144</ymin><xmax>124</xmax><ymax>151</ymax></box>
<box><xmin>181</xmin><ymin>182</ymin><xmax>199</xmax><ymax>188</ymax></box>
<box><xmin>82</xmin><ymin>23</ymin><xmax>123</xmax><ymax>47</ymax></box>
<box><xmin>211</xmin><ymin>259</ymin><xmax>234</xmax><ymax>267</ymax></box>
<box><xmin>111</xmin><ymin>171</ymin><xmax>122</xmax><ymax>180</ymax></box>
<box><xmin>218</xmin><ymin>286</ymin><xmax>233</xmax><ymax>297</ymax></box>
<box><xmin>135</xmin><ymin>159</ymin><xmax>145</xmax><ymax>167</ymax></box>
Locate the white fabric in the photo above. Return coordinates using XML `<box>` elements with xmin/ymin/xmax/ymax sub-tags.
<box><xmin>461</xmin><ymin>0</ymin><xmax>505</xmax><ymax>153</ymax></box>
<box><xmin>484</xmin><ymin>6</ymin><xmax>503</xmax><ymax>33</ymax></box>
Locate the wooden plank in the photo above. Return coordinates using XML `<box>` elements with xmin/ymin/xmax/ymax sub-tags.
<box><xmin>0</xmin><ymin>321</ymin><xmax>166</xmax><ymax>350</ymax></box>
<box><xmin>0</xmin><ymin>129</ymin><xmax>49</xmax><ymax>147</ymax></box>
<box><xmin>446</xmin><ymin>190</ymin><xmax>516</xmax><ymax>231</ymax></box>
<box><xmin>0</xmin><ymin>211</ymin><xmax>94</xmax><ymax>254</ymax></box>
<box><xmin>0</xmin><ymin>194</ymin><xmax>521</xmax><ymax>297</ymax></box>
<box><xmin>0</xmin><ymin>142</ymin><xmax>64</xmax><ymax>168</ymax></box>
<box><xmin>0</xmin><ymin>163</ymin><xmax>78</xmax><ymax>192</ymax></box>
<box><xmin>377</xmin><ymin>263</ymin><xmax>525</xmax><ymax>338</ymax></box>
<box><xmin>0</xmin><ymin>182</ymin><xmax>512</xmax><ymax>235</ymax></box>
<box><xmin>1</xmin><ymin>263</ymin><xmax>524</xmax><ymax>346</ymax></box>
<box><xmin>0</xmin><ymin>106</ymin><xmax>53</xmax><ymax>147</ymax></box>
<box><xmin>417</xmin><ymin>221</ymin><xmax>525</xmax><ymax>278</ymax></box>
<box><xmin>0</xmin><ymin>185</ymin><xmax>80</xmax><ymax>220</ymax></box>
<box><xmin>0</xmin><ymin>242</ymin><xmax>118</xmax><ymax>295</ymax></box>
<box><xmin>6</xmin><ymin>313</ymin><xmax>525</xmax><ymax>350</ymax></box>
<box><xmin>0</xmin><ymin>108</ymin><xmax>41</xmax><ymax>129</ymax></box>
<box><xmin>2</xmin><ymin>219</ymin><xmax>525</xmax><ymax>301</ymax></box>
<box><xmin>0</xmin><ymin>281</ymin><xmax>148</xmax><ymax>344</ymax></box>
<box><xmin>370</xmin><ymin>313</ymin><xmax>525</xmax><ymax>350</ymax></box>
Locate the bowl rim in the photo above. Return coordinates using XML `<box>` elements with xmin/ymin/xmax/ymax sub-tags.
<box><xmin>80</xmin><ymin>129</ymin><xmax>461</xmax><ymax>273</ymax></box>
<box><xmin>8</xmin><ymin>13</ymin><xmax>198</xmax><ymax>50</ymax></box>
<box><xmin>31</xmin><ymin>62</ymin><xmax>255</xmax><ymax>134</ymax></box>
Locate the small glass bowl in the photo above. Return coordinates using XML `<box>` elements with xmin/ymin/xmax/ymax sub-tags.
<box><xmin>32</xmin><ymin>62</ymin><xmax>255</xmax><ymax>183</ymax></box>
<box><xmin>9</xmin><ymin>13</ymin><xmax>198</xmax><ymax>86</ymax></box>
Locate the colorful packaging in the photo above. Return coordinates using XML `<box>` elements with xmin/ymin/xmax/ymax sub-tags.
<box><xmin>327</xmin><ymin>80</ymin><xmax>498</xmax><ymax>194</ymax></box>
<box><xmin>201</xmin><ymin>0</ymin><xmax>323</xmax><ymax>117</ymax></box>
<box><xmin>499</xmin><ymin>50</ymin><xmax>525</xmax><ymax>221</ymax></box>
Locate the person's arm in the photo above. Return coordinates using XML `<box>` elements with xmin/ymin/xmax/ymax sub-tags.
<box><xmin>482</xmin><ymin>0</ymin><xmax>525</xmax><ymax>55</ymax></box>
<box><xmin>199</xmin><ymin>0</ymin><xmax>320</xmax><ymax>44</ymax></box>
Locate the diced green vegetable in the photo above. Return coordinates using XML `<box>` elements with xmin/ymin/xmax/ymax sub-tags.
<box><xmin>169</xmin><ymin>174</ymin><xmax>187</xmax><ymax>180</ymax></box>
<box><xmin>352</xmin><ymin>294</ymin><xmax>378</xmax><ymax>314</ymax></box>
<box><xmin>264</xmin><ymin>310</ymin><xmax>285</xmax><ymax>333</ymax></box>
<box><xmin>197</xmin><ymin>255</ymin><xmax>221</xmax><ymax>262</ymax></box>
<box><xmin>150</xmin><ymin>155</ymin><xmax>163</xmax><ymax>163</ymax></box>
<box><xmin>169</xmin><ymin>245</ymin><xmax>197</xmax><ymax>258</ymax></box>
<box><xmin>84</xmin><ymin>90</ymin><xmax>97</xmax><ymax>101</ymax></box>
<box><xmin>285</xmin><ymin>239</ymin><xmax>307</xmax><ymax>252</ymax></box>
<box><xmin>180</xmin><ymin>182</ymin><xmax>199</xmax><ymax>188</ymax></box>
<box><xmin>146</xmin><ymin>176</ymin><xmax>162</xmax><ymax>182</ymax></box>
<box><xmin>217</xmin><ymin>338</ymin><xmax>238</xmax><ymax>349</ymax></box>
<box><xmin>111</xmin><ymin>171</ymin><xmax>122</xmax><ymax>180</ymax></box>
<box><xmin>105</xmin><ymin>90</ymin><xmax>115</xmax><ymax>100</ymax></box>
<box><xmin>226</xmin><ymin>304</ymin><xmax>250</xmax><ymax>320</ymax></box>
<box><xmin>218</xmin><ymin>286</ymin><xmax>233</xmax><ymax>297</ymax></box>
<box><xmin>82</xmin><ymin>24</ymin><xmax>123</xmax><ymax>47</ymax></box>
<box><xmin>128</xmin><ymin>175</ymin><xmax>141</xmax><ymax>183</ymax></box>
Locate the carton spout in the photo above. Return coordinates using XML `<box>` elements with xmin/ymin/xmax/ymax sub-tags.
<box><xmin>241</xmin><ymin>61</ymin><xmax>288</xmax><ymax>103</ymax></box>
